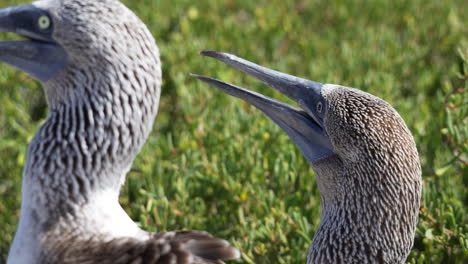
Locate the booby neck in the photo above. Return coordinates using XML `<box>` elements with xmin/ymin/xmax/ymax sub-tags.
<box><xmin>9</xmin><ymin>69</ymin><xmax>160</xmax><ymax>263</ymax></box>
<box><xmin>308</xmin><ymin>87</ymin><xmax>421</xmax><ymax>263</ymax></box>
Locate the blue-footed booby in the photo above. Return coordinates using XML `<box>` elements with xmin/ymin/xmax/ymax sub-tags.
<box><xmin>193</xmin><ymin>51</ymin><xmax>422</xmax><ymax>264</ymax></box>
<box><xmin>0</xmin><ymin>1</ymin><xmax>239</xmax><ymax>263</ymax></box>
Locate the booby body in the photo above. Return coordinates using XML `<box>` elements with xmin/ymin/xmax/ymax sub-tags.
<box><xmin>0</xmin><ymin>1</ymin><xmax>239</xmax><ymax>263</ymax></box>
<box><xmin>194</xmin><ymin>51</ymin><xmax>422</xmax><ymax>263</ymax></box>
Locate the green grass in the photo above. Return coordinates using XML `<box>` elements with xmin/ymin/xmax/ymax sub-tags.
<box><xmin>0</xmin><ymin>0</ymin><xmax>467</xmax><ymax>263</ymax></box>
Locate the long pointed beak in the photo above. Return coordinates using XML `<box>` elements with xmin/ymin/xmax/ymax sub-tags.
<box><xmin>0</xmin><ymin>4</ymin><xmax>66</xmax><ymax>82</ymax></box>
<box><xmin>192</xmin><ymin>51</ymin><xmax>335</xmax><ymax>162</ymax></box>
<box><xmin>200</xmin><ymin>50</ymin><xmax>326</xmax><ymax>126</ymax></box>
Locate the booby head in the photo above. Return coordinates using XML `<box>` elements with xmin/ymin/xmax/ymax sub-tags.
<box><xmin>0</xmin><ymin>0</ymin><xmax>161</xmax><ymax>107</ymax></box>
<box><xmin>0</xmin><ymin>0</ymin><xmax>161</xmax><ymax>181</ymax></box>
<box><xmin>193</xmin><ymin>51</ymin><xmax>422</xmax><ymax>263</ymax></box>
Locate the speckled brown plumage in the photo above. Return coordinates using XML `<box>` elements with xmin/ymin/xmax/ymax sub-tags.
<box><xmin>307</xmin><ymin>86</ymin><xmax>421</xmax><ymax>264</ymax></box>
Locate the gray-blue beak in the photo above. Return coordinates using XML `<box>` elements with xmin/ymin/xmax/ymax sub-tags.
<box><xmin>0</xmin><ymin>4</ymin><xmax>66</xmax><ymax>82</ymax></box>
<box><xmin>192</xmin><ymin>51</ymin><xmax>334</xmax><ymax>162</ymax></box>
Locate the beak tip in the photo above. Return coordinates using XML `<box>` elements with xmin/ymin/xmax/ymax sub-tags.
<box><xmin>200</xmin><ymin>50</ymin><xmax>214</xmax><ymax>56</ymax></box>
<box><xmin>190</xmin><ymin>73</ymin><xmax>211</xmax><ymax>83</ymax></box>
<box><xmin>200</xmin><ymin>50</ymin><xmax>230</xmax><ymax>60</ymax></box>
<box><xmin>189</xmin><ymin>73</ymin><xmax>201</xmax><ymax>79</ymax></box>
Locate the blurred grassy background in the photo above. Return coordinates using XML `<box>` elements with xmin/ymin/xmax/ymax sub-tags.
<box><xmin>0</xmin><ymin>0</ymin><xmax>466</xmax><ymax>263</ymax></box>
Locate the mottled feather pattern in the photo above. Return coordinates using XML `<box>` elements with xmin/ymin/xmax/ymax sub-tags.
<box><xmin>307</xmin><ymin>85</ymin><xmax>421</xmax><ymax>264</ymax></box>
<box><xmin>42</xmin><ymin>231</ymin><xmax>238</xmax><ymax>264</ymax></box>
<box><xmin>26</xmin><ymin>0</ymin><xmax>161</xmax><ymax>222</ymax></box>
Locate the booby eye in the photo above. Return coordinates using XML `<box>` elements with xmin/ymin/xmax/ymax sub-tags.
<box><xmin>38</xmin><ymin>15</ymin><xmax>51</xmax><ymax>31</ymax></box>
<box><xmin>317</xmin><ymin>102</ymin><xmax>323</xmax><ymax>113</ymax></box>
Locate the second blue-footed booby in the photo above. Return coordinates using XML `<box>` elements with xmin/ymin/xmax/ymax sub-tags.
<box><xmin>193</xmin><ymin>50</ymin><xmax>422</xmax><ymax>264</ymax></box>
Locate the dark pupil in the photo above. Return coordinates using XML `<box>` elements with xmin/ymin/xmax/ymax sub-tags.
<box><xmin>317</xmin><ymin>102</ymin><xmax>323</xmax><ymax>113</ymax></box>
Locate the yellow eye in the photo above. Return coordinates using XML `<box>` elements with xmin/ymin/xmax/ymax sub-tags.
<box><xmin>38</xmin><ymin>15</ymin><xmax>51</xmax><ymax>30</ymax></box>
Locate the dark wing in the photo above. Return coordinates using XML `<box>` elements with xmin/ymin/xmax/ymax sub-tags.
<box><xmin>44</xmin><ymin>230</ymin><xmax>240</xmax><ymax>264</ymax></box>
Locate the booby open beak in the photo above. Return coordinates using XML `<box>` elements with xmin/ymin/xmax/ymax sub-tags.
<box><xmin>192</xmin><ymin>51</ymin><xmax>334</xmax><ymax>162</ymax></box>
<box><xmin>0</xmin><ymin>4</ymin><xmax>66</xmax><ymax>82</ymax></box>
